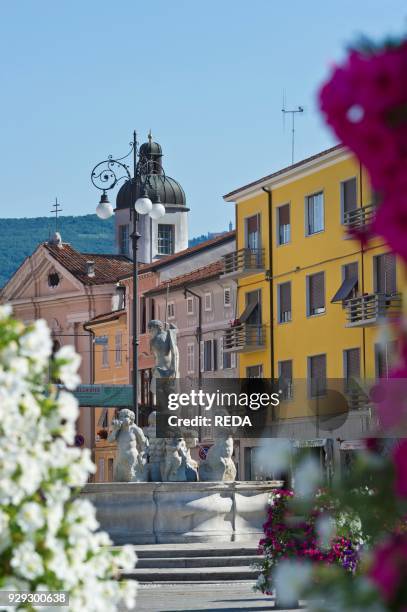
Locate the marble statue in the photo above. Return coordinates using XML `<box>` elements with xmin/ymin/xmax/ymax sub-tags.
<box><xmin>143</xmin><ymin>410</ymin><xmax>165</xmax><ymax>482</ymax></box>
<box><xmin>199</xmin><ymin>414</ymin><xmax>237</xmax><ymax>482</ymax></box>
<box><xmin>107</xmin><ymin>409</ymin><xmax>148</xmax><ymax>482</ymax></box>
<box><xmin>148</xmin><ymin>320</ymin><xmax>179</xmax><ymax>394</ymax></box>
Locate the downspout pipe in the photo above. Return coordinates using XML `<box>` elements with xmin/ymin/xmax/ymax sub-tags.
<box><xmin>262</xmin><ymin>187</ymin><xmax>275</xmax><ymax>382</ymax></box>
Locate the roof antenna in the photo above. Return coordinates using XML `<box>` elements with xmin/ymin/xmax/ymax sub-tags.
<box><xmin>282</xmin><ymin>99</ymin><xmax>304</xmax><ymax>165</ymax></box>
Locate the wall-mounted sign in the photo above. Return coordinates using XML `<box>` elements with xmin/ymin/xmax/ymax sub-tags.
<box><xmin>73</xmin><ymin>385</ymin><xmax>133</xmax><ymax>406</ymax></box>
<box><xmin>94</xmin><ymin>336</ymin><xmax>108</xmax><ymax>346</ymax></box>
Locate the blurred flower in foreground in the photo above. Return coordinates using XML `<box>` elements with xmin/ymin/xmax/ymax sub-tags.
<box><xmin>294</xmin><ymin>455</ymin><xmax>321</xmax><ymax>498</ymax></box>
<box><xmin>274</xmin><ymin>560</ymin><xmax>312</xmax><ymax>607</ymax></box>
<box><xmin>0</xmin><ymin>305</ymin><xmax>137</xmax><ymax>611</ymax></box>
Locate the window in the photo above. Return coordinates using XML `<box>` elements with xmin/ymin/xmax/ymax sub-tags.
<box><xmin>108</xmin><ymin>458</ymin><xmax>114</xmax><ymax>481</ymax></box>
<box><xmin>187</xmin><ymin>343</ymin><xmax>195</xmax><ymax>374</ymax></box>
<box><xmin>245</xmin><ymin>214</ymin><xmax>261</xmax><ymax>251</ymax></box>
<box><xmin>221</xmin><ymin>336</ymin><xmax>236</xmax><ymax>370</ymax></box>
<box><xmin>374</xmin><ymin>253</ymin><xmax>397</xmax><ymax>294</ymax></box>
<box><xmin>277</xmin><ymin>204</ymin><xmax>291</xmax><ymax>245</ymax></box>
<box><xmin>308</xmin><ymin>354</ymin><xmax>327</xmax><ymax>397</ymax></box>
<box><xmin>167</xmin><ymin>302</ymin><xmax>175</xmax><ymax>319</ymax></box>
<box><xmin>306</xmin><ymin>192</ymin><xmax>324</xmax><ymax>235</ymax></box>
<box><xmin>307</xmin><ymin>272</ymin><xmax>325</xmax><ymax>316</ymax></box>
<box><xmin>278</xmin><ymin>360</ymin><xmax>293</xmax><ymax>400</ymax></box>
<box><xmin>102</xmin><ymin>340</ymin><xmax>109</xmax><ymax>368</ymax></box>
<box><xmin>114</xmin><ymin>332</ymin><xmax>122</xmax><ymax>366</ymax></box>
<box><xmin>140</xmin><ymin>296</ymin><xmax>147</xmax><ymax>333</ymax></box>
<box><xmin>204</xmin><ymin>292</ymin><xmax>212</xmax><ymax>312</ymax></box>
<box><xmin>341</xmin><ymin>177</ymin><xmax>357</xmax><ymax>222</ymax></box>
<box><xmin>375</xmin><ymin>341</ymin><xmax>397</xmax><ymax>379</ymax></box>
<box><xmin>278</xmin><ymin>282</ymin><xmax>292</xmax><ymax>323</ymax></box>
<box><xmin>157</xmin><ymin>224</ymin><xmax>174</xmax><ymax>255</ymax></box>
<box><xmin>119</xmin><ymin>225</ymin><xmax>129</xmax><ymax>255</ymax></box>
<box><xmin>202</xmin><ymin>339</ymin><xmax>217</xmax><ymax>372</ymax></box>
<box><xmin>98</xmin><ymin>458</ymin><xmax>105</xmax><ymax>482</ymax></box>
<box><xmin>224</xmin><ymin>287</ymin><xmax>232</xmax><ymax>307</ymax></box>
<box><xmin>332</xmin><ymin>262</ymin><xmax>359</xmax><ymax>304</ymax></box>
<box><xmin>140</xmin><ymin>369</ymin><xmax>152</xmax><ymax>406</ymax></box>
<box><xmin>186</xmin><ymin>296</ymin><xmax>194</xmax><ymax>315</ymax></box>
<box><xmin>344</xmin><ymin>348</ymin><xmax>360</xmax><ymax>392</ymax></box>
<box><xmin>246</xmin><ymin>365</ymin><xmax>263</xmax><ymax>378</ymax></box>
<box><xmin>243</xmin><ymin>289</ymin><xmax>262</xmax><ymax>325</ymax></box>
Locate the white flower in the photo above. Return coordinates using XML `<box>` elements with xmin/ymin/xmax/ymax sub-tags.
<box><xmin>11</xmin><ymin>542</ymin><xmax>43</xmax><ymax>579</ymax></box>
<box><xmin>120</xmin><ymin>580</ymin><xmax>138</xmax><ymax>609</ymax></box>
<box><xmin>17</xmin><ymin>502</ymin><xmax>45</xmax><ymax>533</ymax></box>
<box><xmin>0</xmin><ymin>303</ymin><xmax>12</xmax><ymax>319</ymax></box>
<box><xmin>274</xmin><ymin>559</ymin><xmax>312</xmax><ymax>607</ymax></box>
<box><xmin>55</xmin><ymin>345</ymin><xmax>81</xmax><ymax>390</ymax></box>
<box><xmin>19</xmin><ymin>319</ymin><xmax>52</xmax><ymax>363</ymax></box>
<box><xmin>57</xmin><ymin>390</ymin><xmax>79</xmax><ymax>422</ymax></box>
<box><xmin>116</xmin><ymin>545</ymin><xmax>137</xmax><ymax>571</ymax></box>
<box><xmin>294</xmin><ymin>455</ymin><xmax>321</xmax><ymax>498</ymax></box>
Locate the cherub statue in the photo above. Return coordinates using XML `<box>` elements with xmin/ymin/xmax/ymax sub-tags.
<box><xmin>148</xmin><ymin>320</ymin><xmax>179</xmax><ymax>394</ymax></box>
<box><xmin>199</xmin><ymin>410</ymin><xmax>237</xmax><ymax>482</ymax></box>
<box><xmin>162</xmin><ymin>437</ymin><xmax>189</xmax><ymax>482</ymax></box>
<box><xmin>107</xmin><ymin>408</ymin><xmax>148</xmax><ymax>482</ymax></box>
<box><xmin>143</xmin><ymin>410</ymin><xmax>165</xmax><ymax>481</ymax></box>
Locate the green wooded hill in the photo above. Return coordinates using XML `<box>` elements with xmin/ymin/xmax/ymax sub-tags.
<box><xmin>0</xmin><ymin>215</ymin><xmax>116</xmax><ymax>288</ymax></box>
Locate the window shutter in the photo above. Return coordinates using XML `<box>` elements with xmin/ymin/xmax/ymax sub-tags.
<box><xmin>247</xmin><ymin>215</ymin><xmax>259</xmax><ymax>233</ymax></box>
<box><xmin>343</xmin><ymin>178</ymin><xmax>357</xmax><ymax>213</ymax></box>
<box><xmin>200</xmin><ymin>341</ymin><xmax>204</xmax><ymax>373</ymax></box>
<box><xmin>279</xmin><ymin>204</ymin><xmax>290</xmax><ymax>226</ymax></box>
<box><xmin>231</xmin><ymin>351</ymin><xmax>237</xmax><ymax>369</ymax></box>
<box><xmin>384</xmin><ymin>253</ymin><xmax>396</xmax><ymax>294</ymax></box>
<box><xmin>219</xmin><ymin>337</ymin><xmax>224</xmax><ymax>370</ymax></box>
<box><xmin>345</xmin><ymin>348</ymin><xmax>360</xmax><ymax>380</ymax></box>
<box><xmin>224</xmin><ymin>287</ymin><xmax>231</xmax><ymax>307</ymax></box>
<box><xmin>212</xmin><ymin>339</ymin><xmax>218</xmax><ymax>371</ymax></box>
<box><xmin>279</xmin><ymin>283</ymin><xmax>291</xmax><ymax>321</ymax></box>
<box><xmin>344</xmin><ymin>262</ymin><xmax>358</xmax><ymax>281</ymax></box>
<box><xmin>309</xmin><ymin>273</ymin><xmax>325</xmax><ymax>312</ymax></box>
<box><xmin>310</xmin><ymin>354</ymin><xmax>326</xmax><ymax>395</ymax></box>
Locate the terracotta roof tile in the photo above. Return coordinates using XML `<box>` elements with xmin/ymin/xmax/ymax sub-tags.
<box><xmin>118</xmin><ymin>230</ymin><xmax>235</xmax><ymax>279</ymax></box>
<box><xmin>85</xmin><ymin>309</ymin><xmax>126</xmax><ymax>326</ymax></box>
<box><xmin>146</xmin><ymin>260</ymin><xmax>224</xmax><ymax>295</ymax></box>
<box><xmin>44</xmin><ymin>243</ymin><xmax>133</xmax><ymax>285</ymax></box>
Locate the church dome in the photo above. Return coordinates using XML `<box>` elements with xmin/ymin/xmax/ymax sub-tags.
<box><xmin>115</xmin><ymin>133</ymin><xmax>187</xmax><ymax>211</ymax></box>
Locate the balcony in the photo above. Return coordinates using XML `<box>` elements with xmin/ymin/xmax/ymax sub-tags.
<box><xmin>343</xmin><ymin>203</ymin><xmax>376</xmax><ymax>230</ymax></box>
<box><xmin>222</xmin><ymin>248</ymin><xmax>265</xmax><ymax>279</ymax></box>
<box><xmin>346</xmin><ymin>292</ymin><xmax>402</xmax><ymax>327</ymax></box>
<box><xmin>223</xmin><ymin>323</ymin><xmax>266</xmax><ymax>353</ymax></box>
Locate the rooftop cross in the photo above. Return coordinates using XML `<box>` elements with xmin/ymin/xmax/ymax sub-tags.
<box><xmin>50</xmin><ymin>197</ymin><xmax>63</xmax><ymax>233</ymax></box>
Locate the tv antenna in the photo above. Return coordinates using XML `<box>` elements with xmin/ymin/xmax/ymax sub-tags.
<box><xmin>50</xmin><ymin>197</ymin><xmax>63</xmax><ymax>233</ymax></box>
<box><xmin>282</xmin><ymin>96</ymin><xmax>304</xmax><ymax>165</ymax></box>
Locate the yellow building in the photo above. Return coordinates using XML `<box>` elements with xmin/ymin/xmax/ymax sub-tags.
<box><xmin>223</xmin><ymin>145</ymin><xmax>402</xmax><ymax>473</ymax></box>
<box><xmin>84</xmin><ymin>308</ymin><xmax>129</xmax><ymax>482</ymax></box>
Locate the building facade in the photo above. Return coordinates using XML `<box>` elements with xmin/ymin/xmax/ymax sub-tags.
<box><xmin>222</xmin><ymin>145</ymin><xmax>403</xmax><ymax>476</ymax></box>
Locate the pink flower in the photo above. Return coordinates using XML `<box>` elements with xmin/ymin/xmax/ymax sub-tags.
<box><xmin>372</xmin><ymin>196</ymin><xmax>407</xmax><ymax>261</ymax></box>
<box><xmin>393</xmin><ymin>439</ymin><xmax>407</xmax><ymax>498</ymax></box>
<box><xmin>369</xmin><ymin>533</ymin><xmax>407</xmax><ymax>602</ymax></box>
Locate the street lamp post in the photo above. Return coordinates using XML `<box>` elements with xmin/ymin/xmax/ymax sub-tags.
<box><xmin>91</xmin><ymin>131</ymin><xmax>166</xmax><ymax>423</ymax></box>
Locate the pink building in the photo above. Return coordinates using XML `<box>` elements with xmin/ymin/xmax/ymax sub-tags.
<box><xmin>0</xmin><ymin>236</ymin><xmax>132</xmax><ymax>449</ymax></box>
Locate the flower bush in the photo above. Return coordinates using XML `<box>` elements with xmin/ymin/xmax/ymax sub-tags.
<box><xmin>255</xmin><ymin>489</ymin><xmax>360</xmax><ymax>594</ymax></box>
<box><xmin>0</xmin><ymin>305</ymin><xmax>137</xmax><ymax>611</ymax></box>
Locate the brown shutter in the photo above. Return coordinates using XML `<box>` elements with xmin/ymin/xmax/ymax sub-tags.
<box><xmin>279</xmin><ymin>204</ymin><xmax>290</xmax><ymax>226</ymax></box>
<box><xmin>310</xmin><ymin>354</ymin><xmax>326</xmax><ymax>396</ymax></box>
<box><xmin>247</xmin><ymin>215</ymin><xmax>259</xmax><ymax>232</ymax></box>
<box><xmin>376</xmin><ymin>253</ymin><xmax>397</xmax><ymax>294</ymax></box>
<box><xmin>279</xmin><ymin>282</ymin><xmax>291</xmax><ymax>321</ymax></box>
<box><xmin>343</xmin><ymin>178</ymin><xmax>357</xmax><ymax>213</ymax></box>
<box><xmin>345</xmin><ymin>348</ymin><xmax>360</xmax><ymax>380</ymax></box>
<box><xmin>344</xmin><ymin>262</ymin><xmax>358</xmax><ymax>281</ymax></box>
<box><xmin>309</xmin><ymin>272</ymin><xmax>325</xmax><ymax>312</ymax></box>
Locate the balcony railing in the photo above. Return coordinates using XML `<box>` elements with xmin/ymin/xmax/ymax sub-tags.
<box><xmin>343</xmin><ymin>203</ymin><xmax>376</xmax><ymax>230</ymax></box>
<box><xmin>222</xmin><ymin>248</ymin><xmax>265</xmax><ymax>278</ymax></box>
<box><xmin>223</xmin><ymin>323</ymin><xmax>266</xmax><ymax>353</ymax></box>
<box><xmin>346</xmin><ymin>292</ymin><xmax>402</xmax><ymax>327</ymax></box>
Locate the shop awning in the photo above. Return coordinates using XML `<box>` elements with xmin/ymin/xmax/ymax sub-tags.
<box><xmin>331</xmin><ymin>277</ymin><xmax>358</xmax><ymax>303</ymax></box>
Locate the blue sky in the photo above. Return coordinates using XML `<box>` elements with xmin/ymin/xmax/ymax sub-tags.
<box><xmin>0</xmin><ymin>1</ymin><xmax>404</xmax><ymax>236</ymax></box>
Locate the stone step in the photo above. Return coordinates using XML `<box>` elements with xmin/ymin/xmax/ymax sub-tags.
<box><xmin>136</xmin><ymin>555</ymin><xmax>261</xmax><ymax>569</ymax></box>
<box><xmin>122</xmin><ymin>565</ymin><xmax>259</xmax><ymax>582</ymax></box>
<box><xmin>114</xmin><ymin>543</ymin><xmax>260</xmax><ymax>559</ymax></box>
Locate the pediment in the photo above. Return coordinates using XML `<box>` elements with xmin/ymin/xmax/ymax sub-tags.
<box><xmin>1</xmin><ymin>245</ymin><xmax>84</xmax><ymax>302</ymax></box>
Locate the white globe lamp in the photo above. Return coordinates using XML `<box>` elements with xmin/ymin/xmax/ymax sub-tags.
<box><xmin>96</xmin><ymin>193</ymin><xmax>113</xmax><ymax>219</ymax></box>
